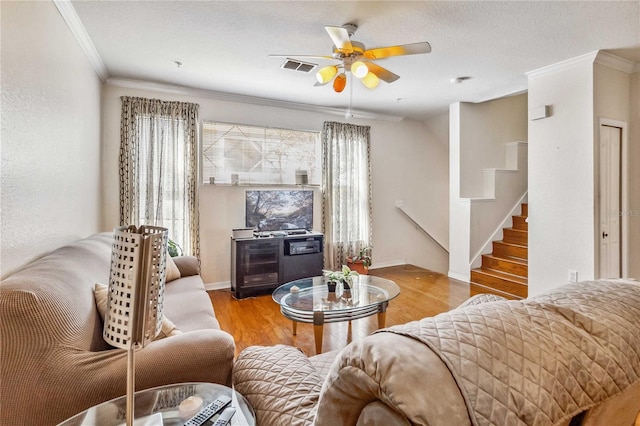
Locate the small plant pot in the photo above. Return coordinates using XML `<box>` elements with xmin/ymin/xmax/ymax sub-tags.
<box><xmin>342</xmin><ymin>279</ymin><xmax>351</xmax><ymax>291</ymax></box>
<box><xmin>327</xmin><ymin>281</ymin><xmax>337</xmax><ymax>292</ymax></box>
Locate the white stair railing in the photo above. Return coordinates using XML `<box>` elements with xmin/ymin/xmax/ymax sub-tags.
<box><xmin>396</xmin><ymin>206</ymin><xmax>449</xmax><ymax>254</ymax></box>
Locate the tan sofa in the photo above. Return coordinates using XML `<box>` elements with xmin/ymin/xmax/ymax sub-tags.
<box><xmin>234</xmin><ymin>279</ymin><xmax>640</xmax><ymax>426</ymax></box>
<box><xmin>0</xmin><ymin>233</ymin><xmax>235</xmax><ymax>425</ymax></box>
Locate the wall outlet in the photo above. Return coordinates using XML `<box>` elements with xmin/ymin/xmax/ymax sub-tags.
<box><xmin>568</xmin><ymin>270</ymin><xmax>578</xmax><ymax>283</ymax></box>
<box><xmin>395</xmin><ymin>200</ymin><xmax>404</xmax><ymax>208</ymax></box>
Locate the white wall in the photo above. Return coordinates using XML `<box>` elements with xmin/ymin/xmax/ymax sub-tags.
<box><xmin>629</xmin><ymin>71</ymin><xmax>640</xmax><ymax>278</ymax></box>
<box><xmin>1</xmin><ymin>1</ymin><xmax>103</xmax><ymax>277</ymax></box>
<box><xmin>459</xmin><ymin>94</ymin><xmax>528</xmax><ymax>197</ymax></box>
<box><xmin>101</xmin><ymin>83</ymin><xmax>450</xmax><ymax>285</ymax></box>
<box><xmin>528</xmin><ymin>57</ymin><xmax>595</xmax><ymax>295</ymax></box>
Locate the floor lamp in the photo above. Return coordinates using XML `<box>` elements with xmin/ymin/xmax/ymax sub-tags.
<box><xmin>103</xmin><ymin>225</ymin><xmax>169</xmax><ymax>426</ymax></box>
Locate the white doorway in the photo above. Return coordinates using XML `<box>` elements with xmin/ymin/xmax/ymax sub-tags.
<box><xmin>599</xmin><ymin>124</ymin><xmax>622</xmax><ymax>278</ymax></box>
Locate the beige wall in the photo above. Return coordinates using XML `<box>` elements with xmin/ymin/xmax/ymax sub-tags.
<box><xmin>101</xmin><ymin>83</ymin><xmax>450</xmax><ymax>285</ymax></box>
<box><xmin>1</xmin><ymin>1</ymin><xmax>103</xmax><ymax>277</ymax></box>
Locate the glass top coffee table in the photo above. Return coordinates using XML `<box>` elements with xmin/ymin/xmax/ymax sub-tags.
<box><xmin>58</xmin><ymin>382</ymin><xmax>255</xmax><ymax>426</ymax></box>
<box><xmin>273</xmin><ymin>275</ymin><xmax>400</xmax><ymax>353</ymax></box>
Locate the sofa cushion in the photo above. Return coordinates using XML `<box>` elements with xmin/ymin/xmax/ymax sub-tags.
<box><xmin>163</xmin><ymin>274</ymin><xmax>220</xmax><ymax>331</ymax></box>
<box><xmin>165</xmin><ymin>254</ymin><xmax>181</xmax><ymax>282</ymax></box>
<box><xmin>234</xmin><ymin>345</ymin><xmax>323</xmax><ymax>426</ymax></box>
<box><xmin>173</xmin><ymin>255</ymin><xmax>200</xmax><ymax>277</ymax></box>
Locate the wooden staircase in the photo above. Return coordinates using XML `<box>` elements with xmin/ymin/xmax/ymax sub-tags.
<box><xmin>470</xmin><ymin>203</ymin><xmax>528</xmax><ymax>299</ymax></box>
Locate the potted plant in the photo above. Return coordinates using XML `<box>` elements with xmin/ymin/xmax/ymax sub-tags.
<box><xmin>323</xmin><ymin>265</ymin><xmax>359</xmax><ymax>291</ymax></box>
<box><xmin>167</xmin><ymin>239</ymin><xmax>183</xmax><ymax>257</ymax></box>
<box><xmin>347</xmin><ymin>246</ymin><xmax>372</xmax><ymax>275</ymax></box>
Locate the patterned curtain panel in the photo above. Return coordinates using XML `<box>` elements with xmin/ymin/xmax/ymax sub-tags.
<box><xmin>120</xmin><ymin>96</ymin><xmax>200</xmax><ymax>258</ymax></box>
<box><xmin>322</xmin><ymin>121</ymin><xmax>372</xmax><ymax>270</ymax></box>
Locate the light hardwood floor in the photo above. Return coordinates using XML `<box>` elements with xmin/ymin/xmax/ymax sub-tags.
<box><xmin>208</xmin><ymin>265</ymin><xmax>471</xmax><ymax>357</ymax></box>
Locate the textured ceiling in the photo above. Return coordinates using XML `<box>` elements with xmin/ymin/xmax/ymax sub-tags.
<box><xmin>71</xmin><ymin>1</ymin><xmax>640</xmax><ymax>120</ymax></box>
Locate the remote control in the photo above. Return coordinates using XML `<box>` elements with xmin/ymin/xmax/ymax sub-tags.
<box><xmin>184</xmin><ymin>394</ymin><xmax>232</xmax><ymax>426</ymax></box>
<box><xmin>212</xmin><ymin>407</ymin><xmax>236</xmax><ymax>426</ymax></box>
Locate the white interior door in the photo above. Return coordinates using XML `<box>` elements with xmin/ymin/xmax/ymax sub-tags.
<box><xmin>599</xmin><ymin>125</ymin><xmax>621</xmax><ymax>278</ymax></box>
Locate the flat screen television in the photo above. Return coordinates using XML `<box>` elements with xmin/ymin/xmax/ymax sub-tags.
<box><xmin>246</xmin><ymin>190</ymin><xmax>313</xmax><ymax>232</ymax></box>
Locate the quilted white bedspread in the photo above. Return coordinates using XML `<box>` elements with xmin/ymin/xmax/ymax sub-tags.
<box><xmin>378</xmin><ymin>279</ymin><xmax>640</xmax><ymax>426</ymax></box>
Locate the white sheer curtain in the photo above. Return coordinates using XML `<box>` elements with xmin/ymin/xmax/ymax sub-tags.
<box><xmin>119</xmin><ymin>97</ymin><xmax>200</xmax><ymax>257</ymax></box>
<box><xmin>322</xmin><ymin>121</ymin><xmax>372</xmax><ymax>270</ymax></box>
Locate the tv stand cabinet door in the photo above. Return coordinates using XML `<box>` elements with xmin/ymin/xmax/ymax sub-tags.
<box><xmin>232</xmin><ymin>239</ymin><xmax>282</xmax><ymax>298</ymax></box>
<box><xmin>281</xmin><ymin>252</ymin><xmax>323</xmax><ymax>283</ymax></box>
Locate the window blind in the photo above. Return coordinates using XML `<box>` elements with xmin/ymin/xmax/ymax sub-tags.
<box><xmin>202</xmin><ymin>122</ymin><xmax>321</xmax><ymax>185</ymax></box>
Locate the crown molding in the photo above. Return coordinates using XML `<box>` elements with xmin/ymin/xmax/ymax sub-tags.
<box><xmin>53</xmin><ymin>0</ymin><xmax>108</xmax><ymax>81</ymax></box>
<box><xmin>526</xmin><ymin>51</ymin><xmax>599</xmax><ymax>79</ymax></box>
<box><xmin>106</xmin><ymin>78</ymin><xmax>405</xmax><ymax>122</ymax></box>
<box><xmin>526</xmin><ymin>50</ymin><xmax>638</xmax><ymax>79</ymax></box>
<box><xmin>594</xmin><ymin>51</ymin><xmax>635</xmax><ymax>73</ymax></box>
<box><xmin>476</xmin><ymin>85</ymin><xmax>528</xmax><ymax>104</ymax></box>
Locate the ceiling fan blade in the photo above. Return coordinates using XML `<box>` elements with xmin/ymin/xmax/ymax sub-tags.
<box><xmin>363</xmin><ymin>42</ymin><xmax>431</xmax><ymax>59</ymax></box>
<box><xmin>268</xmin><ymin>54</ymin><xmax>335</xmax><ymax>60</ymax></box>
<box><xmin>363</xmin><ymin>62</ymin><xmax>400</xmax><ymax>83</ymax></box>
<box><xmin>325</xmin><ymin>26</ymin><xmax>353</xmax><ymax>54</ymax></box>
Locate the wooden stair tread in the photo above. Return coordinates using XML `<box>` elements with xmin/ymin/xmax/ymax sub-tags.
<box><xmin>496</xmin><ymin>241</ymin><xmax>527</xmax><ymax>249</ymax></box>
<box><xmin>505</xmin><ymin>227</ymin><xmax>527</xmax><ymax>233</ymax></box>
<box><xmin>483</xmin><ymin>253</ymin><xmax>527</xmax><ymax>265</ymax></box>
<box><xmin>472</xmin><ymin>267</ymin><xmax>528</xmax><ymax>285</ymax></box>
<box><xmin>470</xmin><ymin>283</ymin><xmax>524</xmax><ymax>300</ymax></box>
<box><xmin>503</xmin><ymin>228</ymin><xmax>528</xmax><ymax>246</ymax></box>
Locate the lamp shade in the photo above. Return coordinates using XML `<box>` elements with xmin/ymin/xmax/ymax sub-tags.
<box><xmin>361</xmin><ymin>72</ymin><xmax>380</xmax><ymax>89</ymax></box>
<box><xmin>351</xmin><ymin>61</ymin><xmax>369</xmax><ymax>79</ymax></box>
<box><xmin>316</xmin><ymin>65</ymin><xmax>338</xmax><ymax>84</ymax></box>
<box><xmin>103</xmin><ymin>225</ymin><xmax>169</xmax><ymax>350</ymax></box>
<box><xmin>333</xmin><ymin>73</ymin><xmax>347</xmax><ymax>92</ymax></box>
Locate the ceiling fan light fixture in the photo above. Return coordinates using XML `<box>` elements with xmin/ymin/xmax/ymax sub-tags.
<box><xmin>361</xmin><ymin>72</ymin><xmax>380</xmax><ymax>89</ymax></box>
<box><xmin>333</xmin><ymin>73</ymin><xmax>347</xmax><ymax>92</ymax></box>
<box><xmin>351</xmin><ymin>61</ymin><xmax>369</xmax><ymax>78</ymax></box>
<box><xmin>316</xmin><ymin>65</ymin><xmax>338</xmax><ymax>84</ymax></box>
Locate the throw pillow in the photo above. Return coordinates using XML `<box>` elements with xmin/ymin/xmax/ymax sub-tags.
<box><xmin>94</xmin><ymin>283</ymin><xmax>182</xmax><ymax>339</ymax></box>
<box><xmin>165</xmin><ymin>254</ymin><xmax>181</xmax><ymax>282</ymax></box>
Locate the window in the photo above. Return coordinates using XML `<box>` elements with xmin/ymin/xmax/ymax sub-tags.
<box><xmin>120</xmin><ymin>97</ymin><xmax>200</xmax><ymax>257</ymax></box>
<box><xmin>201</xmin><ymin>122</ymin><xmax>321</xmax><ymax>185</ymax></box>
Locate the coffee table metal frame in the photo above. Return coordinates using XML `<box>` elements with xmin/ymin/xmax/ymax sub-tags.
<box><xmin>272</xmin><ymin>275</ymin><xmax>400</xmax><ymax>354</ymax></box>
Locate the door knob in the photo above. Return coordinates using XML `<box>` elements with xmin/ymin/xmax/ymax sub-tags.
<box><xmin>602</xmin><ymin>231</ymin><xmax>609</xmax><ymax>238</ymax></box>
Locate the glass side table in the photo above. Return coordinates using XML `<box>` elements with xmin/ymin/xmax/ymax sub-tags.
<box><xmin>58</xmin><ymin>382</ymin><xmax>255</xmax><ymax>426</ymax></box>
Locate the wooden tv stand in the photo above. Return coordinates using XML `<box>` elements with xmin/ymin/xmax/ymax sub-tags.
<box><xmin>230</xmin><ymin>231</ymin><xmax>324</xmax><ymax>299</ymax></box>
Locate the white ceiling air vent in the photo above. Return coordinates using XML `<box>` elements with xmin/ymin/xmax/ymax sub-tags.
<box><xmin>281</xmin><ymin>58</ymin><xmax>316</xmax><ymax>73</ymax></box>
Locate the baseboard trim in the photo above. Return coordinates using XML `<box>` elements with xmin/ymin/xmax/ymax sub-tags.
<box><xmin>369</xmin><ymin>260</ymin><xmax>407</xmax><ymax>270</ymax></box>
<box><xmin>205</xmin><ymin>281</ymin><xmax>231</xmax><ymax>291</ymax></box>
<box><xmin>448</xmin><ymin>271</ymin><xmax>470</xmax><ymax>283</ymax></box>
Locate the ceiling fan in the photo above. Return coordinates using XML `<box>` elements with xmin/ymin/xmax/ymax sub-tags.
<box><xmin>270</xmin><ymin>23</ymin><xmax>431</xmax><ymax>92</ymax></box>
